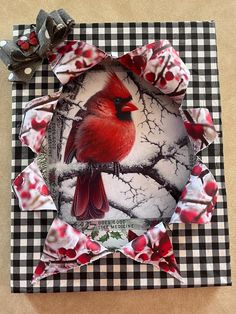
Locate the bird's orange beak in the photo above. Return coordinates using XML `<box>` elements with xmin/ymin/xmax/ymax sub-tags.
<box><xmin>121</xmin><ymin>102</ymin><xmax>138</xmax><ymax>112</ymax></box>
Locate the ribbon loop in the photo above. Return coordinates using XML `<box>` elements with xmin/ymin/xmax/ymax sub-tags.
<box><xmin>0</xmin><ymin>9</ymin><xmax>74</xmax><ymax>83</ymax></box>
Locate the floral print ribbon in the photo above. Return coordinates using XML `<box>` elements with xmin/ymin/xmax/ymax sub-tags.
<box><xmin>13</xmin><ymin>161</ymin><xmax>57</xmax><ymax>212</ymax></box>
<box><xmin>118</xmin><ymin>40</ymin><xmax>190</xmax><ymax>104</ymax></box>
<box><xmin>47</xmin><ymin>39</ymin><xmax>190</xmax><ymax>104</ymax></box>
<box><xmin>170</xmin><ymin>160</ymin><xmax>218</xmax><ymax>224</ymax></box>
<box><xmin>0</xmin><ymin>9</ymin><xmax>74</xmax><ymax>82</ymax></box>
<box><xmin>32</xmin><ymin>218</ymin><xmax>110</xmax><ymax>284</ymax></box>
<box><xmin>32</xmin><ymin>219</ymin><xmax>182</xmax><ymax>284</ymax></box>
<box><xmin>10</xmin><ymin>38</ymin><xmax>219</xmax><ymax>283</ymax></box>
<box><xmin>19</xmin><ymin>90</ymin><xmax>61</xmax><ymax>153</ymax></box>
<box><xmin>181</xmin><ymin>108</ymin><xmax>217</xmax><ymax>153</ymax></box>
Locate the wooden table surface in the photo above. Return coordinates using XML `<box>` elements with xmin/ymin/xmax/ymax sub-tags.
<box><xmin>0</xmin><ymin>1</ymin><xmax>235</xmax><ymax>313</ymax></box>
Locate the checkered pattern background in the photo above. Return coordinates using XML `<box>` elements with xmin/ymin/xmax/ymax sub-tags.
<box><xmin>11</xmin><ymin>21</ymin><xmax>231</xmax><ymax>292</ymax></box>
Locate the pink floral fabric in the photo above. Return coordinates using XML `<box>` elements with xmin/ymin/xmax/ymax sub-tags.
<box><xmin>32</xmin><ymin>218</ymin><xmax>110</xmax><ymax>284</ymax></box>
<box><xmin>47</xmin><ymin>40</ymin><xmax>190</xmax><ymax>105</ymax></box>
<box><xmin>118</xmin><ymin>40</ymin><xmax>190</xmax><ymax>104</ymax></box>
<box><xmin>19</xmin><ymin>91</ymin><xmax>61</xmax><ymax>153</ymax></box>
<box><xmin>13</xmin><ymin>161</ymin><xmax>57</xmax><ymax>211</ymax></box>
<box><xmin>181</xmin><ymin>108</ymin><xmax>218</xmax><ymax>153</ymax></box>
<box><xmin>120</xmin><ymin>222</ymin><xmax>183</xmax><ymax>282</ymax></box>
<box><xmin>170</xmin><ymin>160</ymin><xmax>218</xmax><ymax>224</ymax></box>
<box><xmin>48</xmin><ymin>41</ymin><xmax>107</xmax><ymax>85</ymax></box>
<box><xmin>32</xmin><ymin>219</ymin><xmax>182</xmax><ymax>283</ymax></box>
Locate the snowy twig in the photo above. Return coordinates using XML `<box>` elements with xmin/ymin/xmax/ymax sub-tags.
<box><xmin>56</xmin><ymin>161</ymin><xmax>181</xmax><ymax>201</ymax></box>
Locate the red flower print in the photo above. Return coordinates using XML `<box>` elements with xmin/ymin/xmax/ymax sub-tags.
<box><xmin>138</xmin><ymin>253</ymin><xmax>149</xmax><ymax>261</ymax></box>
<box><xmin>35</xmin><ymin>261</ymin><xmax>46</xmax><ymax>276</ymax></box>
<box><xmin>127</xmin><ymin>230</ymin><xmax>138</xmax><ymax>242</ymax></box>
<box><xmin>28</xmin><ymin>182</ymin><xmax>37</xmax><ymax>189</ymax></box>
<box><xmin>58</xmin><ymin>247</ymin><xmax>67</xmax><ymax>255</ymax></box>
<box><xmin>28</xmin><ymin>31</ymin><xmax>38</xmax><ymax>46</ymax></box>
<box><xmin>180</xmin><ymin>210</ymin><xmax>204</xmax><ymax>223</ymax></box>
<box><xmin>48</xmin><ymin>53</ymin><xmax>57</xmax><ymax>63</ymax></box>
<box><xmin>191</xmin><ymin>164</ymin><xmax>202</xmax><ymax>176</ymax></box>
<box><xmin>165</xmin><ymin>71</ymin><xmax>174</xmax><ymax>81</ymax></box>
<box><xmin>83</xmin><ymin>49</ymin><xmax>93</xmax><ymax>58</ymax></box>
<box><xmin>184</xmin><ymin>122</ymin><xmax>204</xmax><ymax>140</ymax></box>
<box><xmin>74</xmin><ymin>41</ymin><xmax>85</xmax><ymax>55</ymax></box>
<box><xmin>145</xmin><ymin>72</ymin><xmax>156</xmax><ymax>82</ymax></box>
<box><xmin>77</xmin><ymin>253</ymin><xmax>91</xmax><ymax>264</ymax></box>
<box><xmin>20</xmin><ymin>191</ymin><xmax>31</xmax><ymax>199</ymax></box>
<box><xmin>57</xmin><ymin>224</ymin><xmax>68</xmax><ymax>237</ymax></box>
<box><xmin>14</xmin><ymin>173</ymin><xmax>24</xmax><ymax>189</ymax></box>
<box><xmin>75</xmin><ymin>60</ymin><xmax>83</xmax><ymax>69</ymax></box>
<box><xmin>16</xmin><ymin>31</ymin><xmax>39</xmax><ymax>51</ymax></box>
<box><xmin>41</xmin><ymin>184</ymin><xmax>49</xmax><ymax>196</ymax></box>
<box><xmin>158</xmin><ymin>232</ymin><xmax>172</xmax><ymax>257</ymax></box>
<box><xmin>56</xmin><ymin>41</ymin><xmax>76</xmax><ymax>55</ymax></box>
<box><xmin>151</xmin><ymin>252</ymin><xmax>161</xmax><ymax>261</ymax></box>
<box><xmin>19</xmin><ymin>42</ymin><xmax>30</xmax><ymax>51</ymax></box>
<box><xmin>131</xmin><ymin>234</ymin><xmax>147</xmax><ymax>252</ymax></box>
<box><xmin>146</xmin><ymin>42</ymin><xmax>156</xmax><ymax>50</ymax></box>
<box><xmin>31</xmin><ymin>118</ymin><xmax>47</xmax><ymax>131</ymax></box>
<box><xmin>159</xmin><ymin>261</ymin><xmax>170</xmax><ymax>272</ymax></box>
<box><xmin>66</xmin><ymin>249</ymin><xmax>77</xmax><ymax>258</ymax></box>
<box><xmin>204</xmin><ymin>181</ymin><xmax>218</xmax><ymax>196</ymax></box>
<box><xmin>86</xmin><ymin>239</ymin><xmax>101</xmax><ymax>253</ymax></box>
<box><xmin>119</xmin><ymin>54</ymin><xmax>146</xmax><ymax>75</ymax></box>
<box><xmin>74</xmin><ymin>47</ymin><xmax>83</xmax><ymax>55</ymax></box>
<box><xmin>160</xmin><ymin>77</ymin><xmax>167</xmax><ymax>87</ymax></box>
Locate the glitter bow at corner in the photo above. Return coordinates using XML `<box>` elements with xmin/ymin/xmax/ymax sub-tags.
<box><xmin>0</xmin><ymin>9</ymin><xmax>74</xmax><ymax>83</ymax></box>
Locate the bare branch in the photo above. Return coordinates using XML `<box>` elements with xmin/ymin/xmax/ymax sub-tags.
<box><xmin>117</xmin><ymin>175</ymin><xmax>146</xmax><ymax>202</ymax></box>
<box><xmin>55</xmin><ymin>162</ymin><xmax>181</xmax><ymax>201</ymax></box>
<box><xmin>109</xmin><ymin>200</ymin><xmax>139</xmax><ymax>218</ymax></box>
<box><xmin>141</xmin><ymin>135</ymin><xmax>190</xmax><ymax>172</ymax></box>
<box><xmin>126</xmin><ymin>71</ymin><xmax>179</xmax><ymax>121</ymax></box>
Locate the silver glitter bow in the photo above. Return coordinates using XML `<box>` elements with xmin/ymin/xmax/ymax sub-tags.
<box><xmin>0</xmin><ymin>9</ymin><xmax>75</xmax><ymax>83</ymax></box>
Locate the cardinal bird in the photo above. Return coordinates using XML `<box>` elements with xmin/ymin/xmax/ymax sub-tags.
<box><xmin>64</xmin><ymin>72</ymin><xmax>138</xmax><ymax>220</ymax></box>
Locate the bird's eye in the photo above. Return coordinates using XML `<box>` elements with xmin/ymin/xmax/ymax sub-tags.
<box><xmin>114</xmin><ymin>97</ymin><xmax>122</xmax><ymax>105</ymax></box>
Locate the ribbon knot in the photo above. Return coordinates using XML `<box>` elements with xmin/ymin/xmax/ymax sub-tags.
<box><xmin>0</xmin><ymin>9</ymin><xmax>74</xmax><ymax>83</ymax></box>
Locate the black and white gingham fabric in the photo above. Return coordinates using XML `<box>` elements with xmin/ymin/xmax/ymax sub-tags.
<box><xmin>11</xmin><ymin>22</ymin><xmax>231</xmax><ymax>292</ymax></box>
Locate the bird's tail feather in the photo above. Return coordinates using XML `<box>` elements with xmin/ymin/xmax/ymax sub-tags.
<box><xmin>72</xmin><ymin>172</ymin><xmax>109</xmax><ymax>219</ymax></box>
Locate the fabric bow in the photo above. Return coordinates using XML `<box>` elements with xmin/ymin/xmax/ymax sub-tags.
<box><xmin>0</xmin><ymin>9</ymin><xmax>74</xmax><ymax>83</ymax></box>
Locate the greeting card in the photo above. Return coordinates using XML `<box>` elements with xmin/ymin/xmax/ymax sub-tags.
<box><xmin>0</xmin><ymin>10</ymin><xmax>231</xmax><ymax>292</ymax></box>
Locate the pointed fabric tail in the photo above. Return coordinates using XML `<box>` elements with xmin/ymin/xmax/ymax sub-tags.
<box><xmin>72</xmin><ymin>172</ymin><xmax>109</xmax><ymax>219</ymax></box>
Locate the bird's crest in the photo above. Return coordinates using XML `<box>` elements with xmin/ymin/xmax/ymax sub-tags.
<box><xmin>104</xmin><ymin>72</ymin><xmax>131</xmax><ymax>99</ymax></box>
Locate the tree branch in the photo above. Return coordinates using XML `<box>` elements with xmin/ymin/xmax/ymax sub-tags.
<box><xmin>56</xmin><ymin>161</ymin><xmax>181</xmax><ymax>201</ymax></box>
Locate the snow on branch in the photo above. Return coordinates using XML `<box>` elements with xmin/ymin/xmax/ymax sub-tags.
<box><xmin>53</xmin><ymin>156</ymin><xmax>182</xmax><ymax>202</ymax></box>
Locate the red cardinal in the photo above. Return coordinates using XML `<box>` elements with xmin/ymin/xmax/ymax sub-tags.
<box><xmin>64</xmin><ymin>72</ymin><xmax>138</xmax><ymax>220</ymax></box>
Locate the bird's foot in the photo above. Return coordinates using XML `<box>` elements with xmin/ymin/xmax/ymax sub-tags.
<box><xmin>88</xmin><ymin>161</ymin><xmax>97</xmax><ymax>176</ymax></box>
<box><xmin>113</xmin><ymin>162</ymin><xmax>121</xmax><ymax>177</ymax></box>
